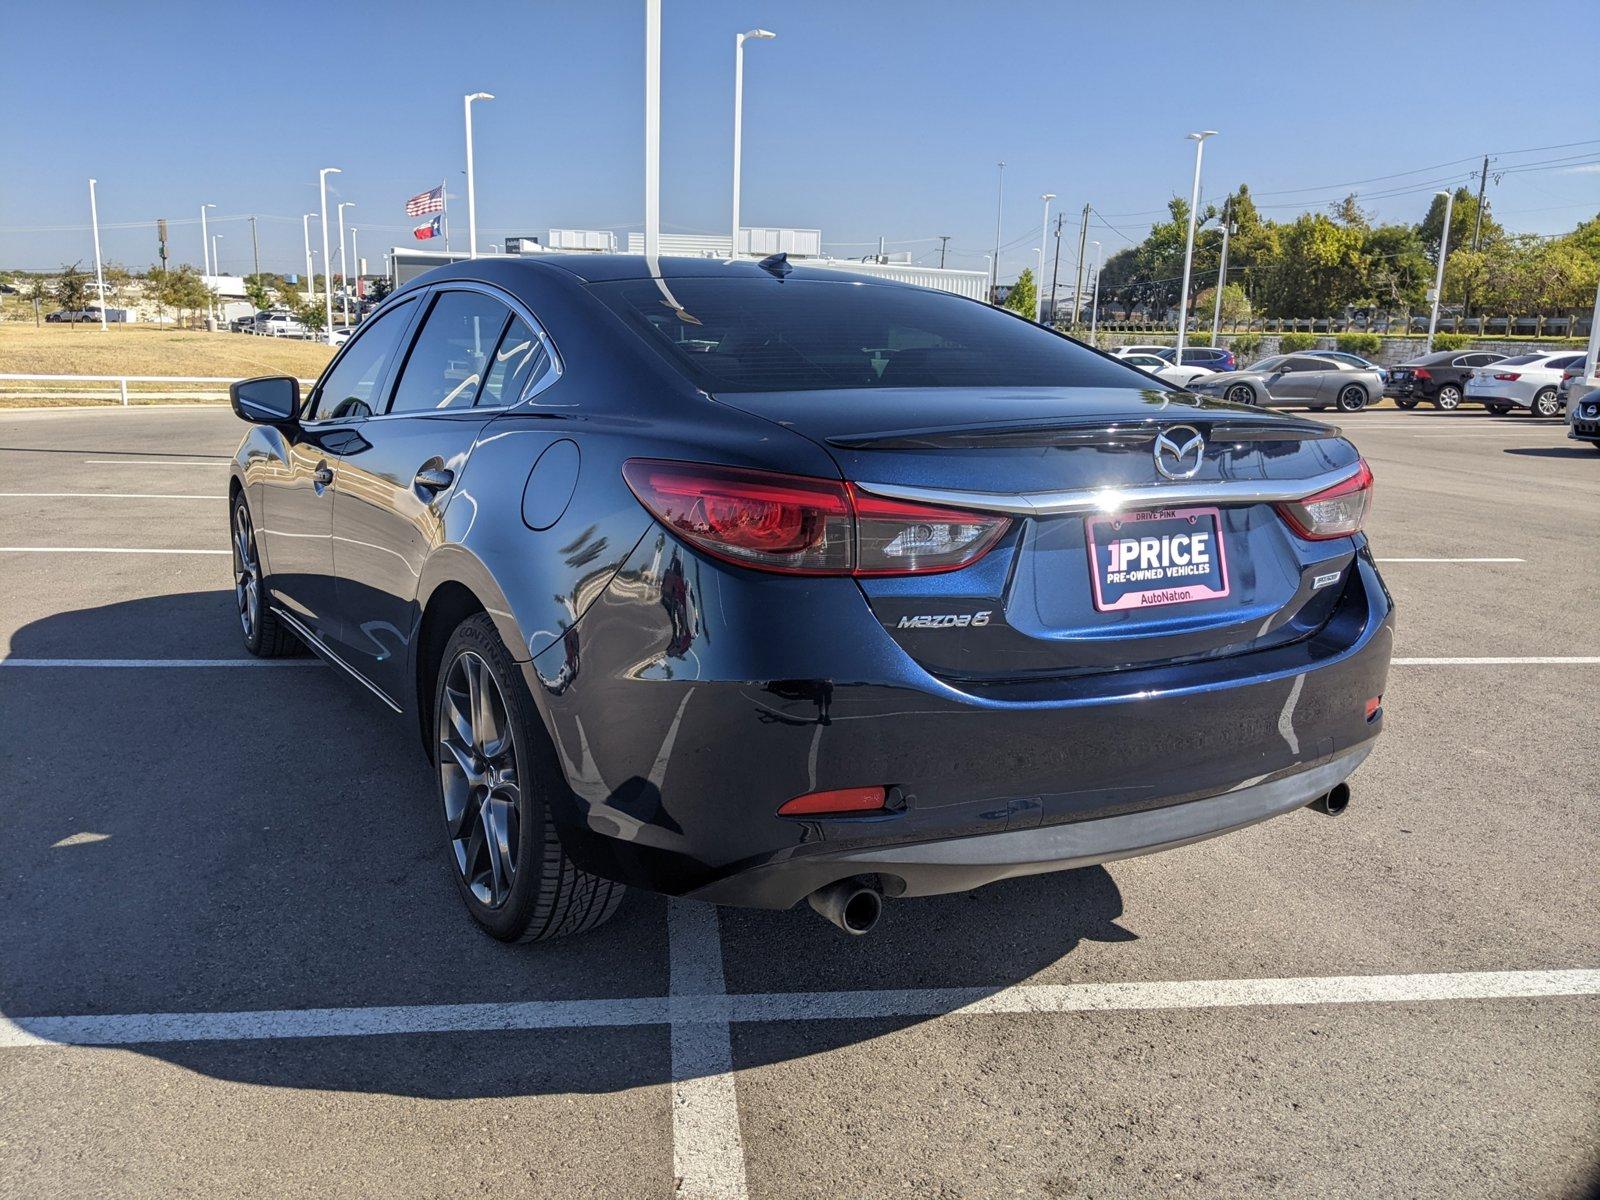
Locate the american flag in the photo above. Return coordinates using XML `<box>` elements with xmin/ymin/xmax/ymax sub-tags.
<box><xmin>405</xmin><ymin>185</ymin><xmax>445</xmax><ymax>217</ymax></box>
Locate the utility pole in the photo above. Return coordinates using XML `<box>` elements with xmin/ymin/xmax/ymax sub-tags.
<box><xmin>1070</xmin><ymin>203</ymin><xmax>1090</xmax><ymax>326</ymax></box>
<box><xmin>249</xmin><ymin>215</ymin><xmax>260</xmax><ymax>277</ymax></box>
<box><xmin>1049</xmin><ymin>214</ymin><xmax>1065</xmax><ymax>328</ymax></box>
<box><xmin>938</xmin><ymin>235</ymin><xmax>950</xmax><ymax>269</ymax></box>
<box><xmin>1210</xmin><ymin>198</ymin><xmax>1233</xmax><ymax>346</ymax></box>
<box><xmin>1465</xmin><ymin>154</ymin><xmax>1490</xmax><ymax>320</ymax></box>
<box><xmin>990</xmin><ymin>161</ymin><xmax>1005</xmax><ymax>301</ymax></box>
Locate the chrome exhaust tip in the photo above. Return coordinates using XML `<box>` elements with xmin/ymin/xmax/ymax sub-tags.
<box><xmin>807</xmin><ymin>878</ymin><xmax>884</xmax><ymax>935</ymax></box>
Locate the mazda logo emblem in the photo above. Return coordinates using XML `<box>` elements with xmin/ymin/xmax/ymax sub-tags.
<box><xmin>1153</xmin><ymin>426</ymin><xmax>1205</xmax><ymax>480</ymax></box>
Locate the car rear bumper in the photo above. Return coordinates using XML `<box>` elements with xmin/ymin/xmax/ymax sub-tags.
<box><xmin>689</xmin><ymin>742</ymin><xmax>1372</xmax><ymax>908</ymax></box>
<box><xmin>527</xmin><ymin>537</ymin><xmax>1394</xmax><ymax>909</ymax></box>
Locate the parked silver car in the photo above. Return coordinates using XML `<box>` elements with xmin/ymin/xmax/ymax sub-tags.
<box><xmin>1191</xmin><ymin>354</ymin><xmax>1383</xmax><ymax>413</ymax></box>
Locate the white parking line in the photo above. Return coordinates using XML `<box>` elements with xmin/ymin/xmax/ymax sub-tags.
<box><xmin>668</xmin><ymin>898</ymin><xmax>748</xmax><ymax>1200</ymax></box>
<box><xmin>1393</xmin><ymin>656</ymin><xmax>1600</xmax><ymax>666</ymax></box>
<box><xmin>1376</xmin><ymin>557</ymin><xmax>1523</xmax><ymax>563</ymax></box>
<box><xmin>1</xmin><ymin>659</ymin><xmax>322</xmax><ymax>668</ymax></box>
<box><xmin>0</xmin><ymin>547</ymin><xmax>229</xmax><ymax>555</ymax></box>
<box><xmin>0</xmin><ymin>492</ymin><xmax>224</xmax><ymax>500</ymax></box>
<box><xmin>3</xmin><ymin>968</ymin><xmax>1593</xmax><ymax>1050</ymax></box>
<box><xmin>81</xmin><ymin>459</ymin><xmax>228</xmax><ymax>467</ymax></box>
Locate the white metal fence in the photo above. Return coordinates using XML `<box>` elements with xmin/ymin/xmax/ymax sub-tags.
<box><xmin>0</xmin><ymin>374</ymin><xmax>319</xmax><ymax>406</ymax></box>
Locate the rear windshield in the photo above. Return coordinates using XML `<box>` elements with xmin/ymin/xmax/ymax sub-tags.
<box><xmin>592</xmin><ymin>278</ymin><xmax>1151</xmax><ymax>393</ymax></box>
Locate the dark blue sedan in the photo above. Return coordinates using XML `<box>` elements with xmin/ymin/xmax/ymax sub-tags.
<box><xmin>227</xmin><ymin>255</ymin><xmax>1391</xmax><ymax>940</ymax></box>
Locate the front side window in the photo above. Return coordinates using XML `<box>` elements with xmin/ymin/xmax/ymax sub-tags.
<box><xmin>594</xmin><ymin>278</ymin><xmax>1151</xmax><ymax>393</ymax></box>
<box><xmin>389</xmin><ymin>291</ymin><xmax>513</xmax><ymax>414</ymax></box>
<box><xmin>310</xmin><ymin>299</ymin><xmax>416</xmax><ymax>421</ymax></box>
<box><xmin>1247</xmin><ymin>356</ymin><xmax>1286</xmax><ymax>373</ymax></box>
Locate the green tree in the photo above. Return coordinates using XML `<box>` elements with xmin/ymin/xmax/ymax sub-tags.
<box><xmin>1193</xmin><ymin>283</ymin><xmax>1252</xmax><ymax>328</ymax></box>
<box><xmin>1004</xmin><ymin>268</ymin><xmax>1038</xmax><ymax>318</ymax></box>
<box><xmin>1257</xmin><ymin>213</ymin><xmax>1368</xmax><ymax>317</ymax></box>
<box><xmin>294</xmin><ymin>295</ymin><xmax>327</xmax><ymax>333</ymax></box>
<box><xmin>243</xmin><ymin>273</ymin><xmax>278</xmax><ymax>311</ymax></box>
<box><xmin>367</xmin><ymin>276</ymin><xmax>394</xmax><ymax>303</ymax></box>
<box><xmin>55</xmin><ymin>263</ymin><xmax>91</xmax><ymax>327</ymax></box>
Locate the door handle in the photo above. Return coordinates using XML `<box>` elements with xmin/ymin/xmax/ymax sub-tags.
<box><xmin>313</xmin><ymin>463</ymin><xmax>334</xmax><ymax>487</ymax></box>
<box><xmin>414</xmin><ymin>466</ymin><xmax>455</xmax><ymax>493</ymax></box>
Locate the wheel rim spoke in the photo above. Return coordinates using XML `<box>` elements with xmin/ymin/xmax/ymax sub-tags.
<box><xmin>439</xmin><ymin>650</ymin><xmax>520</xmax><ymax>910</ymax></box>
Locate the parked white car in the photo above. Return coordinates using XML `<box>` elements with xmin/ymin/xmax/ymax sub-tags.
<box><xmin>1117</xmin><ymin>352</ymin><xmax>1212</xmax><ymax>389</ymax></box>
<box><xmin>1111</xmin><ymin>344</ymin><xmax>1177</xmax><ymax>360</ymax></box>
<box><xmin>1465</xmin><ymin>351</ymin><xmax>1585</xmax><ymax>417</ymax></box>
<box><xmin>254</xmin><ymin>310</ymin><xmax>309</xmax><ymax>339</ymax></box>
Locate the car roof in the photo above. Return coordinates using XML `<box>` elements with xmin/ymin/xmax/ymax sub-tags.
<box><xmin>397</xmin><ymin>253</ymin><xmax>926</xmax><ymax>292</ymax></box>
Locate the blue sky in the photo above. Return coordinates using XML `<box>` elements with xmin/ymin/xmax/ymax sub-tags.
<box><xmin>5</xmin><ymin>0</ymin><xmax>1598</xmax><ymax>282</ymax></box>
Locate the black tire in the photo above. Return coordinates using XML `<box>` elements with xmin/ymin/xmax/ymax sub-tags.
<box><xmin>1433</xmin><ymin>384</ymin><xmax>1462</xmax><ymax>410</ymax></box>
<box><xmin>1225</xmin><ymin>382</ymin><xmax>1256</xmax><ymax>406</ymax></box>
<box><xmin>1484</xmin><ymin>403</ymin><xmax>1510</xmax><ymax>416</ymax></box>
<box><xmin>433</xmin><ymin>612</ymin><xmax>626</xmax><ymax>943</ymax></box>
<box><xmin>1530</xmin><ymin>387</ymin><xmax>1560</xmax><ymax>418</ymax></box>
<box><xmin>1394</xmin><ymin>396</ymin><xmax>1419</xmax><ymax>410</ymax></box>
<box><xmin>231</xmin><ymin>497</ymin><xmax>298</xmax><ymax>657</ymax></box>
<box><xmin>1335</xmin><ymin>384</ymin><xmax>1368</xmax><ymax>413</ymax></box>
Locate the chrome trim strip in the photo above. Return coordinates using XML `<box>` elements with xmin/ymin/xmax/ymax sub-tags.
<box><xmin>271</xmin><ymin>606</ymin><xmax>403</xmax><ymax>713</ymax></box>
<box><xmin>853</xmin><ymin>461</ymin><xmax>1364</xmax><ymax>517</ymax></box>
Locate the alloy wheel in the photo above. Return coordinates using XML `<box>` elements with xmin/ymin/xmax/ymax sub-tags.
<box><xmin>1337</xmin><ymin>385</ymin><xmax>1367</xmax><ymax>413</ymax></box>
<box><xmin>1436</xmin><ymin>386</ymin><xmax>1461</xmax><ymax>410</ymax></box>
<box><xmin>232</xmin><ymin>503</ymin><xmax>260</xmax><ymax>641</ymax></box>
<box><xmin>1226</xmin><ymin>383</ymin><xmax>1254</xmax><ymax>405</ymax></box>
<box><xmin>1532</xmin><ymin>389</ymin><xmax>1559</xmax><ymax>418</ymax></box>
<box><xmin>438</xmin><ymin>650</ymin><xmax>521</xmax><ymax>908</ymax></box>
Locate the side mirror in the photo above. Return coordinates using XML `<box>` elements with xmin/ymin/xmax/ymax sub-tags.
<box><xmin>230</xmin><ymin>375</ymin><xmax>301</xmax><ymax>426</ymax></box>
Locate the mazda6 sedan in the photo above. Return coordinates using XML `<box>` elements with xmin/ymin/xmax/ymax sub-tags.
<box><xmin>228</xmin><ymin>255</ymin><xmax>1392</xmax><ymax>941</ymax></box>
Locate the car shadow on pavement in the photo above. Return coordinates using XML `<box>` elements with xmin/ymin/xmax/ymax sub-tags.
<box><xmin>1503</xmin><ymin>446</ymin><xmax>1598</xmax><ymax>459</ymax></box>
<box><xmin>2</xmin><ymin>591</ymin><xmax>1129</xmax><ymax>1099</ymax></box>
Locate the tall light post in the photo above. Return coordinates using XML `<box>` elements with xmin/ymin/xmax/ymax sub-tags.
<box><xmin>350</xmin><ymin>228</ymin><xmax>361</xmax><ymax>303</ymax></box>
<box><xmin>199</xmin><ymin>202</ymin><xmax>217</xmax><ymax>326</ymax></box>
<box><xmin>464</xmin><ymin>92</ymin><xmax>494</xmax><ymax>260</ymax></box>
<box><xmin>730</xmin><ymin>28</ymin><xmax>776</xmax><ymax>258</ymax></box>
<box><xmin>1089</xmin><ymin>240</ymin><xmax>1103</xmax><ymax>348</ymax></box>
<box><xmin>990</xmin><ymin>161</ymin><xmax>1005</xmax><ymax>301</ymax></box>
<box><xmin>88</xmin><ymin>179</ymin><xmax>108</xmax><ymax>331</ymax></box>
<box><xmin>1175</xmin><ymin>130</ymin><xmax>1218</xmax><ymax>358</ymax></box>
<box><xmin>643</xmin><ymin>0</ymin><xmax>661</xmax><ymax>260</ymax></box>
<box><xmin>301</xmin><ymin>214</ymin><xmax>316</xmax><ymax>301</ymax></box>
<box><xmin>337</xmin><ymin>201</ymin><xmax>356</xmax><ymax>322</ymax></box>
<box><xmin>1426</xmin><ymin>188</ymin><xmax>1456</xmax><ymax>354</ymax></box>
<box><xmin>1210</xmin><ymin>202</ymin><xmax>1234</xmax><ymax>346</ymax></box>
<box><xmin>1035</xmin><ymin>193</ymin><xmax>1055</xmax><ymax>324</ymax></box>
<box><xmin>211</xmin><ymin>234</ymin><xmax>223</xmax><ymax>276</ymax></box>
<box><xmin>318</xmin><ymin>167</ymin><xmax>341</xmax><ymax>345</ymax></box>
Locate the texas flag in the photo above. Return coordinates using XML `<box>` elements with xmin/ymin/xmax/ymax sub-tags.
<box><xmin>412</xmin><ymin>215</ymin><xmax>443</xmax><ymax>241</ymax></box>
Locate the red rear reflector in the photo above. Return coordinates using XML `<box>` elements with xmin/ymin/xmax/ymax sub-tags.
<box><xmin>622</xmin><ymin>459</ymin><xmax>1010</xmax><ymax>576</ymax></box>
<box><xmin>1275</xmin><ymin>460</ymin><xmax>1374</xmax><ymax>541</ymax></box>
<box><xmin>1365</xmin><ymin>695</ymin><xmax>1383</xmax><ymax>721</ymax></box>
<box><xmin>778</xmin><ymin>786</ymin><xmax>888</xmax><ymax>817</ymax></box>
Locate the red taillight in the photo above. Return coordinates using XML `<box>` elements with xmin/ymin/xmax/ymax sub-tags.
<box><xmin>1275</xmin><ymin>460</ymin><xmax>1374</xmax><ymax>541</ymax></box>
<box><xmin>778</xmin><ymin>786</ymin><xmax>889</xmax><ymax>816</ymax></box>
<box><xmin>1412</xmin><ymin>368</ymin><xmax>1432</xmax><ymax>381</ymax></box>
<box><xmin>1492</xmin><ymin>372</ymin><xmax>1521</xmax><ymax>381</ymax></box>
<box><xmin>622</xmin><ymin>459</ymin><xmax>1010</xmax><ymax>576</ymax></box>
<box><xmin>1365</xmin><ymin>695</ymin><xmax>1383</xmax><ymax>721</ymax></box>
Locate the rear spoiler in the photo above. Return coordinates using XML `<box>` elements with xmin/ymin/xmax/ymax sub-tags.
<box><xmin>828</xmin><ymin>416</ymin><xmax>1340</xmax><ymax>451</ymax></box>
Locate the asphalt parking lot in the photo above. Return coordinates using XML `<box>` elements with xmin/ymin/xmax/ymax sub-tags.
<box><xmin>1</xmin><ymin>403</ymin><xmax>1596</xmax><ymax>1199</ymax></box>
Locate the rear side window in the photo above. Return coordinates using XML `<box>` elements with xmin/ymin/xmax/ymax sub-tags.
<box><xmin>389</xmin><ymin>291</ymin><xmax>512</xmax><ymax>413</ymax></box>
<box><xmin>594</xmin><ymin>278</ymin><xmax>1152</xmax><ymax>393</ymax></box>
<box><xmin>310</xmin><ymin>299</ymin><xmax>416</xmax><ymax>421</ymax></box>
<box><xmin>478</xmin><ymin>315</ymin><xmax>555</xmax><ymax>407</ymax></box>
<box><xmin>1549</xmin><ymin>354</ymin><xmax>1582</xmax><ymax>370</ymax></box>
<box><xmin>1496</xmin><ymin>355</ymin><xmax>1541</xmax><ymax>367</ymax></box>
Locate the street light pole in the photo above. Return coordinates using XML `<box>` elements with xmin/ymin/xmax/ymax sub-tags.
<box><xmin>318</xmin><ymin>167</ymin><xmax>341</xmax><ymax>345</ymax></box>
<box><xmin>1035</xmin><ymin>193</ymin><xmax>1054</xmax><ymax>324</ymax></box>
<box><xmin>88</xmin><ymin>179</ymin><xmax>108</xmax><ymax>331</ymax></box>
<box><xmin>337</xmin><ymin>201</ymin><xmax>356</xmax><ymax>323</ymax></box>
<box><xmin>301</xmin><ymin>214</ymin><xmax>316</xmax><ymax>301</ymax></box>
<box><xmin>990</xmin><ymin>161</ymin><xmax>1004</xmax><ymax>302</ymax></box>
<box><xmin>1175</xmin><ymin>130</ymin><xmax>1217</xmax><ymax>359</ymax></box>
<box><xmin>1210</xmin><ymin>201</ymin><xmax>1233</xmax><ymax>346</ymax></box>
<box><xmin>464</xmin><ymin>92</ymin><xmax>494</xmax><ymax>260</ymax></box>
<box><xmin>1426</xmin><ymin>189</ymin><xmax>1456</xmax><ymax>354</ymax></box>
<box><xmin>350</xmin><ymin>228</ymin><xmax>361</xmax><ymax>304</ymax></box>
<box><xmin>730</xmin><ymin>28</ymin><xmax>776</xmax><ymax>259</ymax></box>
<box><xmin>199</xmin><ymin>202</ymin><xmax>216</xmax><ymax>326</ymax></box>
<box><xmin>1089</xmin><ymin>240</ymin><xmax>1103</xmax><ymax>348</ymax></box>
<box><xmin>643</xmin><ymin>0</ymin><xmax>661</xmax><ymax>260</ymax></box>
<box><xmin>212</xmin><ymin>235</ymin><xmax>222</xmax><ymax>277</ymax></box>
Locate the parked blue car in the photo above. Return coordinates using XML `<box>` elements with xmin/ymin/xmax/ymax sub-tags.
<box><xmin>227</xmin><ymin>255</ymin><xmax>1391</xmax><ymax>941</ymax></box>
